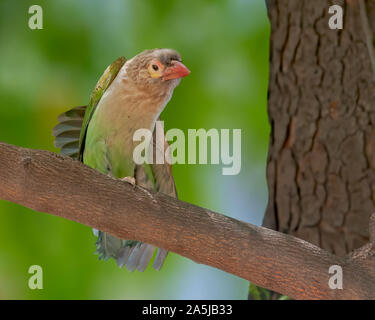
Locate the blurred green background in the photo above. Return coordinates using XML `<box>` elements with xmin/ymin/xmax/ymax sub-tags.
<box><xmin>0</xmin><ymin>0</ymin><xmax>270</xmax><ymax>299</ymax></box>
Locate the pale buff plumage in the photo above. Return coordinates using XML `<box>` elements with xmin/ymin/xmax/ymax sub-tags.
<box><xmin>83</xmin><ymin>51</ymin><xmax>181</xmax><ymax>178</ymax></box>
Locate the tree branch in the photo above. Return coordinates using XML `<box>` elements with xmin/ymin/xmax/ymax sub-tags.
<box><xmin>0</xmin><ymin>141</ymin><xmax>374</xmax><ymax>299</ymax></box>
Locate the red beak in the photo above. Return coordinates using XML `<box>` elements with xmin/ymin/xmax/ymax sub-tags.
<box><xmin>162</xmin><ymin>61</ymin><xmax>190</xmax><ymax>81</ymax></box>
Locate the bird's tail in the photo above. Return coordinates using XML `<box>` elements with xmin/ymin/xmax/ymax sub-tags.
<box><xmin>94</xmin><ymin>230</ymin><xmax>168</xmax><ymax>272</ymax></box>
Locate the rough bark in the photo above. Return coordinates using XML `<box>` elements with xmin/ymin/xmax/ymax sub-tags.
<box><xmin>264</xmin><ymin>0</ymin><xmax>375</xmax><ymax>257</ymax></box>
<box><xmin>0</xmin><ymin>141</ymin><xmax>374</xmax><ymax>299</ymax></box>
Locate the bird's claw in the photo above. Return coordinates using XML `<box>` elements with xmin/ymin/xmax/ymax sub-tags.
<box><xmin>121</xmin><ymin>176</ymin><xmax>136</xmax><ymax>188</ymax></box>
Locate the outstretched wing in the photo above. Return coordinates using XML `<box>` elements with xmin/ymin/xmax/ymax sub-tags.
<box><xmin>52</xmin><ymin>106</ymin><xmax>86</xmax><ymax>159</ymax></box>
<box><xmin>52</xmin><ymin>57</ymin><xmax>126</xmax><ymax>160</ymax></box>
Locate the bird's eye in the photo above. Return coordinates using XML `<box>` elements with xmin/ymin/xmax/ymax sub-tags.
<box><xmin>149</xmin><ymin>61</ymin><xmax>163</xmax><ymax>78</ymax></box>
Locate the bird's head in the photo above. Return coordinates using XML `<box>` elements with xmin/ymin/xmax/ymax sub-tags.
<box><xmin>126</xmin><ymin>48</ymin><xmax>190</xmax><ymax>92</ymax></box>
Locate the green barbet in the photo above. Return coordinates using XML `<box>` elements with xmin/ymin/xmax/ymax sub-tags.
<box><xmin>52</xmin><ymin>49</ymin><xmax>190</xmax><ymax>271</ymax></box>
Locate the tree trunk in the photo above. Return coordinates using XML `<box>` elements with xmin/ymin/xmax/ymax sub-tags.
<box><xmin>264</xmin><ymin>0</ymin><xmax>375</xmax><ymax>258</ymax></box>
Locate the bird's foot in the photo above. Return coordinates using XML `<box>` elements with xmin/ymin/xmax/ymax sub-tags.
<box><xmin>121</xmin><ymin>176</ymin><xmax>136</xmax><ymax>188</ymax></box>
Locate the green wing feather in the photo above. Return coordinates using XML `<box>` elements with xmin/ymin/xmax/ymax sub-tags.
<box><xmin>52</xmin><ymin>56</ymin><xmax>126</xmax><ymax>160</ymax></box>
<box><xmin>52</xmin><ymin>106</ymin><xmax>86</xmax><ymax>158</ymax></box>
<box><xmin>78</xmin><ymin>56</ymin><xmax>126</xmax><ymax>161</ymax></box>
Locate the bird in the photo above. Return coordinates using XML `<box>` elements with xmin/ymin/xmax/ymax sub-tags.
<box><xmin>52</xmin><ymin>49</ymin><xmax>190</xmax><ymax>272</ymax></box>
